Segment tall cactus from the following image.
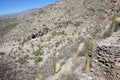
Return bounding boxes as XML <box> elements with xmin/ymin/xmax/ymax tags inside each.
<box><xmin>52</xmin><ymin>53</ymin><xmax>56</xmax><ymax>74</ymax></box>
<box><xmin>111</xmin><ymin>15</ymin><xmax>117</xmax><ymax>35</ymax></box>
<box><xmin>85</xmin><ymin>35</ymin><xmax>94</xmax><ymax>71</ymax></box>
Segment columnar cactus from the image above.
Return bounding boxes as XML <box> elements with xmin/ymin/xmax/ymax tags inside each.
<box><xmin>52</xmin><ymin>53</ymin><xmax>56</xmax><ymax>74</ymax></box>
<box><xmin>111</xmin><ymin>15</ymin><xmax>117</xmax><ymax>35</ymax></box>
<box><xmin>85</xmin><ymin>35</ymin><xmax>94</xmax><ymax>71</ymax></box>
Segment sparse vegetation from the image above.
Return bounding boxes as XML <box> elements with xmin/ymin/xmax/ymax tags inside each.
<box><xmin>26</xmin><ymin>49</ymin><xmax>30</xmax><ymax>53</ymax></box>
<box><xmin>54</xmin><ymin>20</ymin><xmax>72</xmax><ymax>29</ymax></box>
<box><xmin>0</xmin><ymin>18</ymin><xmax>18</xmax><ymax>39</ymax></box>
<box><xmin>74</xmin><ymin>21</ymin><xmax>81</xmax><ymax>27</ymax></box>
<box><xmin>67</xmin><ymin>38</ymin><xmax>73</xmax><ymax>44</ymax></box>
<box><xmin>17</xmin><ymin>54</ymin><xmax>29</xmax><ymax>64</ymax></box>
<box><xmin>0</xmin><ymin>52</ymin><xmax>6</xmax><ymax>56</ymax></box>
<box><xmin>33</xmin><ymin>46</ymin><xmax>43</xmax><ymax>64</ymax></box>
<box><xmin>57</xmin><ymin>25</ymin><xmax>63</xmax><ymax>28</ymax></box>
<box><xmin>33</xmin><ymin>46</ymin><xmax>43</xmax><ymax>56</ymax></box>
<box><xmin>24</xmin><ymin>54</ymin><xmax>29</xmax><ymax>60</ymax></box>
<box><xmin>52</xmin><ymin>31</ymin><xmax>58</xmax><ymax>36</ymax></box>
<box><xmin>56</xmin><ymin>72</ymin><xmax>79</xmax><ymax>80</ymax></box>
<box><xmin>17</xmin><ymin>57</ymin><xmax>28</xmax><ymax>64</ymax></box>
<box><xmin>17</xmin><ymin>37</ymin><xmax>22</xmax><ymax>42</ymax></box>
<box><xmin>52</xmin><ymin>30</ymin><xmax>66</xmax><ymax>37</ymax></box>
<box><xmin>55</xmin><ymin>41</ymin><xmax>62</xmax><ymax>47</ymax></box>
<box><xmin>33</xmin><ymin>49</ymin><xmax>43</xmax><ymax>56</ymax></box>
<box><xmin>89</xmin><ymin>7</ymin><xmax>96</xmax><ymax>12</ymax></box>
<box><xmin>0</xmin><ymin>0</ymin><xmax>120</xmax><ymax>79</ymax></box>
<box><xmin>18</xmin><ymin>46</ymin><xmax>22</xmax><ymax>51</ymax></box>
<box><xmin>35</xmin><ymin>57</ymin><xmax>43</xmax><ymax>64</ymax></box>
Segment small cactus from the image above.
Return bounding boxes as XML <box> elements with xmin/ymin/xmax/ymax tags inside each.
<box><xmin>85</xmin><ymin>35</ymin><xmax>94</xmax><ymax>71</ymax></box>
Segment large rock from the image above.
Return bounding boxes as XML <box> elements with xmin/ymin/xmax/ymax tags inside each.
<box><xmin>92</xmin><ymin>31</ymin><xmax>120</xmax><ymax>80</ymax></box>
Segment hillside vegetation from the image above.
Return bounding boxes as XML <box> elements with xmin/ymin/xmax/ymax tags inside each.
<box><xmin>0</xmin><ymin>0</ymin><xmax>120</xmax><ymax>80</ymax></box>
<box><xmin>0</xmin><ymin>18</ymin><xmax>18</xmax><ymax>44</ymax></box>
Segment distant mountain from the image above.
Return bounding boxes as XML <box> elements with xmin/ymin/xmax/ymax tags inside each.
<box><xmin>0</xmin><ymin>13</ymin><xmax>18</xmax><ymax>19</ymax></box>
<box><xmin>0</xmin><ymin>8</ymin><xmax>39</xmax><ymax>19</ymax></box>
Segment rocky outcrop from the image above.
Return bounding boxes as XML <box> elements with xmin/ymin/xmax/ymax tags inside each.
<box><xmin>92</xmin><ymin>31</ymin><xmax>120</xmax><ymax>80</ymax></box>
<box><xmin>24</xmin><ymin>27</ymin><xmax>50</xmax><ymax>40</ymax></box>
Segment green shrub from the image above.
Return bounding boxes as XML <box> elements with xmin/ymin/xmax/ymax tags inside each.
<box><xmin>35</xmin><ymin>57</ymin><xmax>43</xmax><ymax>63</ymax></box>
<box><xmin>52</xmin><ymin>31</ymin><xmax>58</xmax><ymax>36</ymax></box>
<box><xmin>24</xmin><ymin>54</ymin><xmax>29</xmax><ymax>60</ymax></box>
<box><xmin>33</xmin><ymin>47</ymin><xmax>43</xmax><ymax>56</ymax></box>
<box><xmin>0</xmin><ymin>52</ymin><xmax>6</xmax><ymax>56</ymax></box>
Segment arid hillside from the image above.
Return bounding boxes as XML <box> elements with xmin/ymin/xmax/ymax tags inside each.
<box><xmin>0</xmin><ymin>0</ymin><xmax>120</xmax><ymax>80</ymax></box>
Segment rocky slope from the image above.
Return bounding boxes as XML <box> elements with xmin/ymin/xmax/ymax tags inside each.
<box><xmin>92</xmin><ymin>31</ymin><xmax>120</xmax><ymax>80</ymax></box>
<box><xmin>0</xmin><ymin>0</ymin><xmax>120</xmax><ymax>80</ymax></box>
